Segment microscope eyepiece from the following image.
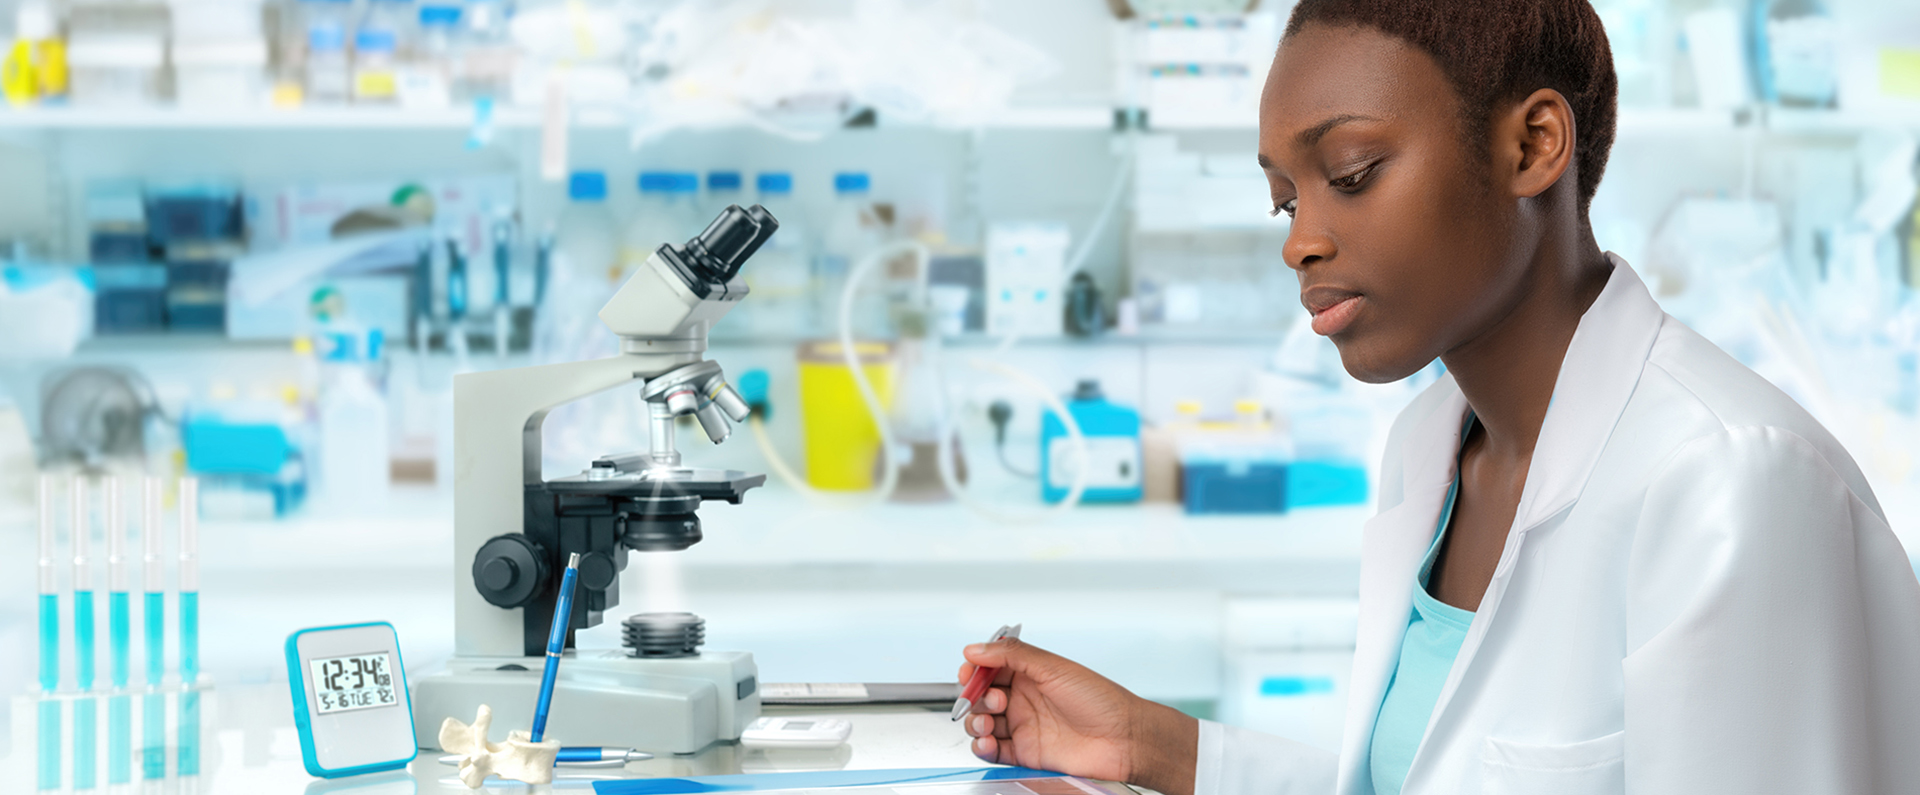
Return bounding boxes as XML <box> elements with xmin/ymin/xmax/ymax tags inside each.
<box><xmin>670</xmin><ymin>204</ymin><xmax>779</xmax><ymax>287</ymax></box>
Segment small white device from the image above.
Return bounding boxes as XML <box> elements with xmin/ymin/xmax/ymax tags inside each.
<box><xmin>740</xmin><ymin>716</ymin><xmax>852</xmax><ymax>749</ymax></box>
<box><xmin>286</xmin><ymin>622</ymin><xmax>418</xmax><ymax>778</ymax></box>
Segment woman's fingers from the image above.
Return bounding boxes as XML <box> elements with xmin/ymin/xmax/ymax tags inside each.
<box><xmin>983</xmin><ymin>687</ymin><xmax>1006</xmax><ymax>713</ymax></box>
<box><xmin>971</xmin><ymin>734</ymin><xmax>1002</xmax><ymax>764</ymax></box>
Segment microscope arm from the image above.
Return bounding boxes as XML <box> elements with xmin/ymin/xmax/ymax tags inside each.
<box><xmin>452</xmin><ymin>351</ymin><xmax>697</xmax><ymax>657</ymax></box>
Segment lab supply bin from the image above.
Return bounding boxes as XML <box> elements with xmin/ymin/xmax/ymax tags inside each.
<box><xmin>93</xmin><ymin>264</ymin><xmax>168</xmax><ymax>333</ymax></box>
<box><xmin>165</xmin><ymin>246</ymin><xmax>237</xmax><ymax>332</ymax></box>
<box><xmin>65</xmin><ymin>36</ymin><xmax>165</xmax><ymax>106</ymax></box>
<box><xmin>1181</xmin><ymin>430</ymin><xmax>1291</xmax><ymax>514</ymax></box>
<box><xmin>1040</xmin><ymin>379</ymin><xmax>1143</xmax><ymax>504</ymax></box>
<box><xmin>797</xmin><ymin>341</ymin><xmax>895</xmax><ymax>491</ymax></box>
<box><xmin>174</xmin><ymin>41</ymin><xmax>268</xmax><ymax>108</ymax></box>
<box><xmin>146</xmin><ymin>185</ymin><xmax>244</xmax><ymax>245</ymax></box>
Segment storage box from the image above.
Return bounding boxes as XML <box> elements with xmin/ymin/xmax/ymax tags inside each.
<box><xmin>66</xmin><ymin>36</ymin><xmax>166</xmax><ymax>106</ymax></box>
<box><xmin>93</xmin><ymin>264</ymin><xmax>168</xmax><ymax>333</ymax></box>
<box><xmin>174</xmin><ymin>41</ymin><xmax>268</xmax><ymax>108</ymax></box>
<box><xmin>146</xmin><ymin>184</ymin><xmax>244</xmax><ymax>244</ymax></box>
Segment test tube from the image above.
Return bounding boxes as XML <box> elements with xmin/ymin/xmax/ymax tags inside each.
<box><xmin>106</xmin><ymin>476</ymin><xmax>131</xmax><ymax>785</ymax></box>
<box><xmin>73</xmin><ymin>475</ymin><xmax>96</xmax><ymax>692</ymax></box>
<box><xmin>179</xmin><ymin>477</ymin><xmax>200</xmax><ymax>684</ymax></box>
<box><xmin>37</xmin><ymin>474</ymin><xmax>58</xmax><ymax>693</ymax></box>
<box><xmin>37</xmin><ymin>474</ymin><xmax>60</xmax><ymax>791</ymax></box>
<box><xmin>142</xmin><ymin>476</ymin><xmax>165</xmax><ymax>687</ymax></box>
<box><xmin>106</xmin><ymin>475</ymin><xmax>130</xmax><ymax>690</ymax></box>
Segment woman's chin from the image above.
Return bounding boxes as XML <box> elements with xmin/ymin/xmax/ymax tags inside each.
<box><xmin>1335</xmin><ymin>342</ymin><xmax>1433</xmax><ymax>385</ymax></box>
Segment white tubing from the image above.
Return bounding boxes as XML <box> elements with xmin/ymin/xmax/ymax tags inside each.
<box><xmin>933</xmin><ymin>351</ymin><xmax>1089</xmax><ymax>524</ymax></box>
<box><xmin>748</xmin><ymin>236</ymin><xmax>1093</xmax><ymax>522</ymax></box>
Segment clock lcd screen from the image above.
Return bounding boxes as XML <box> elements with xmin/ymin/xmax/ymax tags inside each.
<box><xmin>309</xmin><ymin>652</ymin><xmax>399</xmax><ymax>715</ymax></box>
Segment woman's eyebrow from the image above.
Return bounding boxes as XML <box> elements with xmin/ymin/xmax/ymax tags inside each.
<box><xmin>1295</xmin><ymin>114</ymin><xmax>1382</xmax><ymax>147</ymax></box>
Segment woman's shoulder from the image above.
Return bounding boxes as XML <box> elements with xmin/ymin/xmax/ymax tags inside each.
<box><xmin>1626</xmin><ymin>316</ymin><xmax>1877</xmax><ymax>514</ymax></box>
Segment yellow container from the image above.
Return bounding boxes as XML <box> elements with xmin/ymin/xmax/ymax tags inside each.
<box><xmin>797</xmin><ymin>341</ymin><xmax>896</xmax><ymax>491</ymax></box>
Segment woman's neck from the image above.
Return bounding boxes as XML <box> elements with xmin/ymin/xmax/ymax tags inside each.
<box><xmin>1440</xmin><ymin>228</ymin><xmax>1612</xmax><ymax>465</ymax></box>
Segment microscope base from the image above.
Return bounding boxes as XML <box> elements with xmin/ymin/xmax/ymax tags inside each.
<box><xmin>413</xmin><ymin>650</ymin><xmax>759</xmax><ymax>754</ymax></box>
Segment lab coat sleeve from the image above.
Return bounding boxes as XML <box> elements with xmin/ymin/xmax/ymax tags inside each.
<box><xmin>1622</xmin><ymin>425</ymin><xmax>1920</xmax><ymax>794</ymax></box>
<box><xmin>1193</xmin><ymin>720</ymin><xmax>1337</xmax><ymax>795</ymax></box>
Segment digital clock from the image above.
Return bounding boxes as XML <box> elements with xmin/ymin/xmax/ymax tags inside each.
<box><xmin>310</xmin><ymin>653</ymin><xmax>398</xmax><ymax>714</ymax></box>
<box><xmin>286</xmin><ymin>622</ymin><xmax>418</xmax><ymax>778</ymax></box>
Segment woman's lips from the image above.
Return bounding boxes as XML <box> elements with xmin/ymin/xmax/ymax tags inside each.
<box><xmin>1309</xmin><ymin>294</ymin><xmax>1363</xmax><ymax>336</ymax></box>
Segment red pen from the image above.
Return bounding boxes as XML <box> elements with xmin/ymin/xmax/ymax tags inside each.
<box><xmin>953</xmin><ymin>624</ymin><xmax>1022</xmax><ymax>721</ymax></box>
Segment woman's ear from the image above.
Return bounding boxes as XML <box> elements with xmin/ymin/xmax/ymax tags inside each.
<box><xmin>1499</xmin><ymin>88</ymin><xmax>1577</xmax><ymax>201</ymax></box>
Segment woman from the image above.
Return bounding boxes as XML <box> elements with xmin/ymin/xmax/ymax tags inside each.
<box><xmin>955</xmin><ymin>2</ymin><xmax>1920</xmax><ymax>793</ymax></box>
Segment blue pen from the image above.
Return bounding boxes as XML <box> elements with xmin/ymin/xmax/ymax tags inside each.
<box><xmin>531</xmin><ymin>553</ymin><xmax>580</xmax><ymax>743</ymax></box>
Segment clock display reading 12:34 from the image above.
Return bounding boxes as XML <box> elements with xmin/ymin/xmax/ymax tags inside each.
<box><xmin>309</xmin><ymin>653</ymin><xmax>397</xmax><ymax>715</ymax></box>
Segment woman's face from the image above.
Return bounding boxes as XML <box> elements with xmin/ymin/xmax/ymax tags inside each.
<box><xmin>1259</xmin><ymin>23</ymin><xmax>1534</xmax><ymax>383</ymax></box>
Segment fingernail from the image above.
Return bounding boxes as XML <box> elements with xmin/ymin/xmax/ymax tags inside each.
<box><xmin>965</xmin><ymin>644</ymin><xmax>984</xmax><ymax>655</ymax></box>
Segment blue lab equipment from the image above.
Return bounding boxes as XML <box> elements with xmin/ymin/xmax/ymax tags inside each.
<box><xmin>531</xmin><ymin>553</ymin><xmax>582</xmax><ymax>743</ymax></box>
<box><xmin>1039</xmin><ymin>380</ymin><xmax>1144</xmax><ymax>504</ymax></box>
<box><xmin>1285</xmin><ymin>460</ymin><xmax>1370</xmax><ymax>509</ymax></box>
<box><xmin>182</xmin><ymin>415</ymin><xmax>307</xmax><ymax>517</ymax></box>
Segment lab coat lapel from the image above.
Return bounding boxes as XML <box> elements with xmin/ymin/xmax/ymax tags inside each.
<box><xmin>1501</xmin><ymin>254</ymin><xmax>1665</xmax><ymax>539</ymax></box>
<box><xmin>1409</xmin><ymin>256</ymin><xmax>1666</xmax><ymax>778</ymax></box>
<box><xmin>1334</xmin><ymin>385</ymin><xmax>1471</xmax><ymax>794</ymax></box>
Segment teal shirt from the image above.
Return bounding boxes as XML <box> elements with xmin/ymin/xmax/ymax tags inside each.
<box><xmin>1368</xmin><ymin>448</ymin><xmax>1476</xmax><ymax>794</ymax></box>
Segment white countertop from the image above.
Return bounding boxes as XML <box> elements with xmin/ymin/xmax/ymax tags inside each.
<box><xmin>10</xmin><ymin>684</ymin><xmax>1003</xmax><ymax>795</ymax></box>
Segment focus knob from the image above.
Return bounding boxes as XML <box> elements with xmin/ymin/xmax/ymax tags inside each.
<box><xmin>473</xmin><ymin>534</ymin><xmax>548</xmax><ymax>608</ymax></box>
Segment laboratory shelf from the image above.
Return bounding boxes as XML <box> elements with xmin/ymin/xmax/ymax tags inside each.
<box><xmin>0</xmin><ymin>104</ymin><xmax>1119</xmax><ymax>132</ymax></box>
<box><xmin>188</xmin><ymin>485</ymin><xmax>1366</xmax><ymax>595</ymax></box>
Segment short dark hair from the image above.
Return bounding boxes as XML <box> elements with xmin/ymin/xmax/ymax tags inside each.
<box><xmin>1283</xmin><ymin>0</ymin><xmax>1618</xmax><ymax>216</ymax></box>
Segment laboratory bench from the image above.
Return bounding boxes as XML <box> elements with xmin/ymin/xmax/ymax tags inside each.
<box><xmin>8</xmin><ymin>683</ymin><xmax>1061</xmax><ymax>795</ymax></box>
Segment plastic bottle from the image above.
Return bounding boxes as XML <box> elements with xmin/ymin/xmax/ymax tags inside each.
<box><xmin>353</xmin><ymin>0</ymin><xmax>414</xmax><ymax>104</ymax></box>
<box><xmin>301</xmin><ymin>0</ymin><xmax>354</xmax><ymax>104</ymax></box>
<box><xmin>3</xmin><ymin>2</ymin><xmax>65</xmax><ymax>106</ymax></box>
<box><xmin>554</xmin><ymin>171</ymin><xmax>620</xmax><ymax>287</ymax></box>
<box><xmin>622</xmin><ymin>172</ymin><xmax>703</xmax><ymax>277</ymax></box>
<box><xmin>456</xmin><ymin>0</ymin><xmax>514</xmax><ymax>101</ymax></box>
<box><xmin>736</xmin><ymin>172</ymin><xmax>814</xmax><ymax>336</ymax></box>
<box><xmin>818</xmin><ymin>172</ymin><xmax>889</xmax><ymax>337</ymax></box>
<box><xmin>316</xmin><ymin>331</ymin><xmax>391</xmax><ymax>514</ymax></box>
<box><xmin>398</xmin><ymin>1</ymin><xmax>460</xmax><ymax>108</ymax></box>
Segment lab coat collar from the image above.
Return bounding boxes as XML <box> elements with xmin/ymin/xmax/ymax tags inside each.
<box><xmin>1504</xmin><ymin>253</ymin><xmax>1663</xmax><ymax>537</ymax></box>
<box><xmin>1335</xmin><ymin>255</ymin><xmax>1663</xmax><ymax>794</ymax></box>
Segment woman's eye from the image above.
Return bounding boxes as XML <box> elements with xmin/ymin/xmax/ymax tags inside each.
<box><xmin>1330</xmin><ymin>163</ymin><xmax>1377</xmax><ymax>191</ymax></box>
<box><xmin>1270</xmin><ymin>198</ymin><xmax>1297</xmax><ymax>219</ymax></box>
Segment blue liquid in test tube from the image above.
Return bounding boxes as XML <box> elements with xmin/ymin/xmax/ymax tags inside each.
<box><xmin>143</xmin><ymin>477</ymin><xmax>165</xmax><ymax>687</ymax></box>
<box><xmin>73</xmin><ymin>476</ymin><xmax>96</xmax><ymax>692</ymax></box>
<box><xmin>107</xmin><ymin>475</ymin><xmax>131</xmax><ymax>691</ymax></box>
<box><xmin>179</xmin><ymin>477</ymin><xmax>199</xmax><ymax>683</ymax></box>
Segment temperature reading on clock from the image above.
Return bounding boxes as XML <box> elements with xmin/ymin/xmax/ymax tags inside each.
<box><xmin>309</xmin><ymin>652</ymin><xmax>398</xmax><ymax>715</ymax></box>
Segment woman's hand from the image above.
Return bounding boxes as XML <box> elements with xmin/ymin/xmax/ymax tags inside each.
<box><xmin>958</xmin><ymin>639</ymin><xmax>1198</xmax><ymax>795</ymax></box>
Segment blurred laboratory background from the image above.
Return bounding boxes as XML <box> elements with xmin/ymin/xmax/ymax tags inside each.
<box><xmin>1</xmin><ymin>0</ymin><xmax>1919</xmax><ymax>775</ymax></box>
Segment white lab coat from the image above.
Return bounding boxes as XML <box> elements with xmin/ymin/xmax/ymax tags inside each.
<box><xmin>1195</xmin><ymin>256</ymin><xmax>1920</xmax><ymax>795</ymax></box>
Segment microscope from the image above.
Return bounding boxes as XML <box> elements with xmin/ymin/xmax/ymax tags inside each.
<box><xmin>414</xmin><ymin>205</ymin><xmax>776</xmax><ymax>754</ymax></box>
